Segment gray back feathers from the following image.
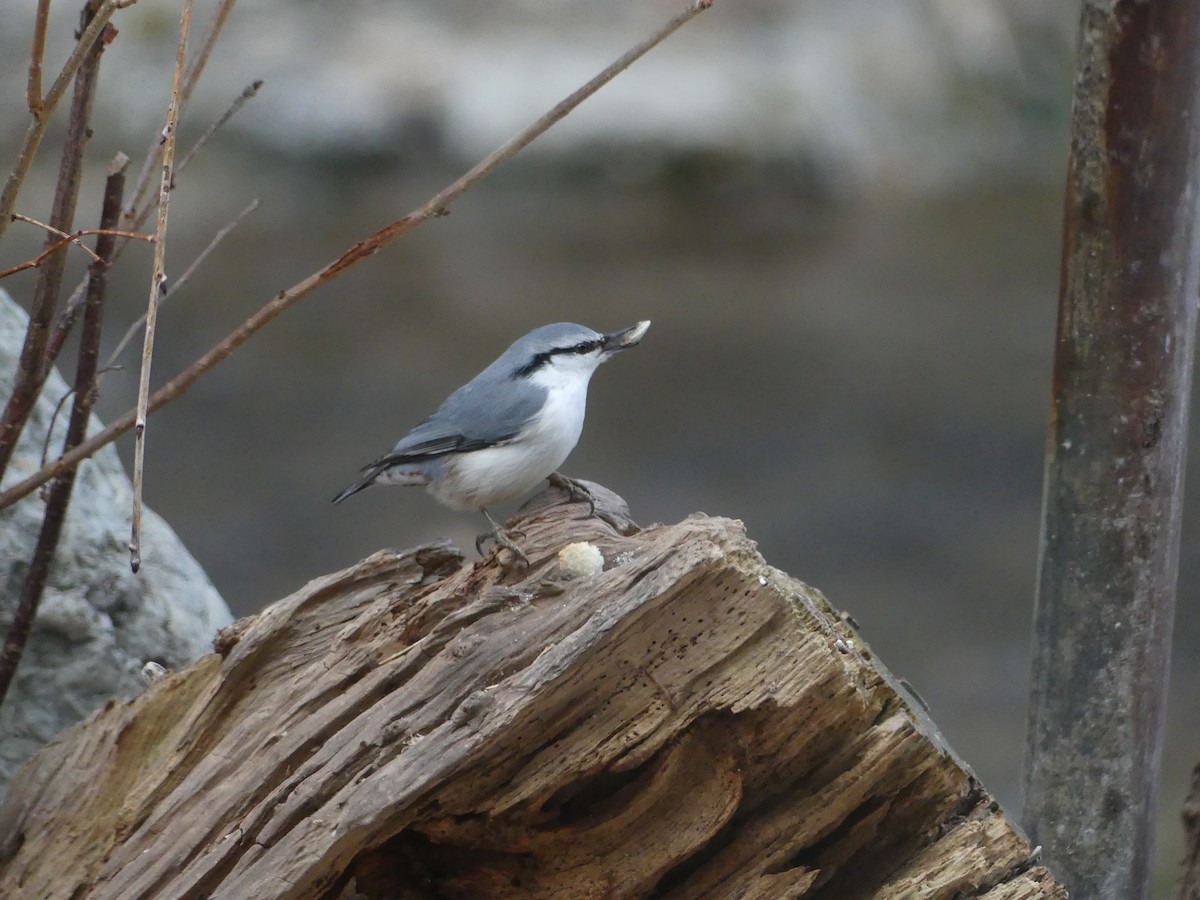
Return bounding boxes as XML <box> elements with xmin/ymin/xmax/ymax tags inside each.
<box><xmin>390</xmin><ymin>323</ymin><xmax>601</xmax><ymax>459</ymax></box>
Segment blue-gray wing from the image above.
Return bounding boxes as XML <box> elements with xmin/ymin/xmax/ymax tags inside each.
<box><xmin>382</xmin><ymin>372</ymin><xmax>546</xmax><ymax>464</ymax></box>
<box><xmin>333</xmin><ymin>357</ymin><xmax>546</xmax><ymax>504</ymax></box>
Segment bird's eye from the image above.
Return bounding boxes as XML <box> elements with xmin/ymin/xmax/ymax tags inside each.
<box><xmin>573</xmin><ymin>341</ymin><xmax>593</xmax><ymax>353</ymax></box>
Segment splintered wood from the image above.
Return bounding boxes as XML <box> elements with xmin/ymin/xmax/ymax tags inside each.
<box><xmin>0</xmin><ymin>484</ymin><xmax>1064</xmax><ymax>899</ymax></box>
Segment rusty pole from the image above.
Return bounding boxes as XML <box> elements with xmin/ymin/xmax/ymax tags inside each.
<box><xmin>1023</xmin><ymin>3</ymin><xmax>1200</xmax><ymax>898</ymax></box>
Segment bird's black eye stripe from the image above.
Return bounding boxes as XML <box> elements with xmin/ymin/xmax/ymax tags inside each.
<box><xmin>561</xmin><ymin>340</ymin><xmax>599</xmax><ymax>355</ymax></box>
<box><xmin>513</xmin><ymin>340</ymin><xmax>599</xmax><ymax>378</ymax></box>
<box><xmin>514</xmin><ymin>351</ymin><xmax>550</xmax><ymax>378</ymax></box>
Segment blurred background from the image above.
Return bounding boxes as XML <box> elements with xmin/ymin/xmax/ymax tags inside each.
<box><xmin>1</xmin><ymin>0</ymin><xmax>1196</xmax><ymax>894</ymax></box>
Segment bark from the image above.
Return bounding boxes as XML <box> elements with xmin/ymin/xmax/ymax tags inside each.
<box><xmin>0</xmin><ymin>484</ymin><xmax>1063</xmax><ymax>899</ymax></box>
<box><xmin>1024</xmin><ymin>3</ymin><xmax>1200</xmax><ymax>896</ymax></box>
<box><xmin>1177</xmin><ymin>762</ymin><xmax>1200</xmax><ymax>900</ymax></box>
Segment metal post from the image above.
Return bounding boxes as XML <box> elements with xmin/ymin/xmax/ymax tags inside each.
<box><xmin>1023</xmin><ymin>3</ymin><xmax>1200</xmax><ymax>898</ymax></box>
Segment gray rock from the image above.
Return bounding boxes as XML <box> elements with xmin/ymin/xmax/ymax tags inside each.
<box><xmin>0</xmin><ymin>288</ymin><xmax>231</xmax><ymax>799</ymax></box>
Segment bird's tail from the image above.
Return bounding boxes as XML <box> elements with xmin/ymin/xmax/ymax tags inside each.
<box><xmin>333</xmin><ymin>455</ymin><xmax>429</xmax><ymax>503</ymax></box>
<box><xmin>332</xmin><ymin>475</ymin><xmax>375</xmax><ymax>504</ymax></box>
<box><xmin>332</xmin><ymin>457</ymin><xmax>391</xmax><ymax>504</ymax></box>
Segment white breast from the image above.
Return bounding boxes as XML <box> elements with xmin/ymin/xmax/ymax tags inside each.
<box><xmin>432</xmin><ymin>365</ymin><xmax>592</xmax><ymax>511</ymax></box>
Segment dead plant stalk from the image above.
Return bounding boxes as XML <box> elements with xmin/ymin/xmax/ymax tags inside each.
<box><xmin>0</xmin><ymin>0</ymin><xmax>125</xmax><ymax>243</ymax></box>
<box><xmin>130</xmin><ymin>0</ymin><xmax>192</xmax><ymax>573</ymax></box>
<box><xmin>0</xmin><ymin>4</ymin><xmax>112</xmax><ymax>486</ymax></box>
<box><xmin>0</xmin><ymin>158</ymin><xmax>129</xmax><ymax>708</ymax></box>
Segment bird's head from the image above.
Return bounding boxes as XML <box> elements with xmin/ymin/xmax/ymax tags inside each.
<box><xmin>509</xmin><ymin>321</ymin><xmax>650</xmax><ymax>382</ymax></box>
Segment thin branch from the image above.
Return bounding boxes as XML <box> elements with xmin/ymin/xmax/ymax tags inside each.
<box><xmin>5</xmin><ymin>214</ymin><xmax>106</xmax><ymax>265</ymax></box>
<box><xmin>175</xmin><ymin>80</ymin><xmax>262</xmax><ymax>177</ymax></box>
<box><xmin>40</xmin><ymin>181</ymin><xmax>151</xmax><ymax>366</ymax></box>
<box><xmin>0</xmin><ymin>0</ymin><xmax>719</xmax><ymax>513</ymax></box>
<box><xmin>28</xmin><ymin>0</ymin><xmax>51</xmax><ymax>115</ymax></box>
<box><xmin>2</xmin><ymin>214</ymin><xmax>153</xmax><ymax>280</ymax></box>
<box><xmin>0</xmin><ymin>3</ymin><xmax>110</xmax><ymax>486</ymax></box>
<box><xmin>0</xmin><ymin>228</ymin><xmax>150</xmax><ymax>280</ymax></box>
<box><xmin>125</xmin><ymin>0</ymin><xmax>240</xmax><ymax>226</ymax></box>
<box><xmin>180</xmin><ymin>0</ymin><xmax>238</xmax><ymax>110</ymax></box>
<box><xmin>0</xmin><ymin>157</ymin><xmax>127</xmax><ymax>710</ymax></box>
<box><xmin>0</xmin><ymin>0</ymin><xmax>125</xmax><ymax>243</ymax></box>
<box><xmin>131</xmin><ymin>0</ymin><xmax>191</xmax><ymax>573</ymax></box>
<box><xmin>43</xmin><ymin>197</ymin><xmax>258</xmax><ymax>461</ymax></box>
<box><xmin>11</xmin><ymin>212</ymin><xmax>149</xmax><ymax>250</ymax></box>
<box><xmin>323</xmin><ymin>0</ymin><xmax>716</xmax><ymax>278</ymax></box>
<box><xmin>106</xmin><ymin>198</ymin><xmax>258</xmax><ymax>369</ymax></box>
<box><xmin>53</xmin><ymin>80</ymin><xmax>262</xmax><ymax>354</ymax></box>
<box><xmin>161</xmin><ymin>198</ymin><xmax>256</xmax><ymax>300</ymax></box>
<box><xmin>38</xmin><ymin>387</ymin><xmax>76</xmax><ymax>474</ymax></box>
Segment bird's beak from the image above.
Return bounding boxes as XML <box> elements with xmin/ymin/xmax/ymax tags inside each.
<box><xmin>601</xmin><ymin>320</ymin><xmax>651</xmax><ymax>354</ymax></box>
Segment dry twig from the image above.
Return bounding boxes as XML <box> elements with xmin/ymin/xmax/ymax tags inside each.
<box><xmin>40</xmin><ymin>196</ymin><xmax>259</xmax><ymax>468</ymax></box>
<box><xmin>106</xmin><ymin>198</ymin><xmax>259</xmax><ymax>369</ymax></box>
<box><xmin>130</xmin><ymin>0</ymin><xmax>191</xmax><ymax>573</ymax></box>
<box><xmin>0</xmin><ymin>157</ymin><xmax>128</xmax><ymax>709</ymax></box>
<box><xmin>125</xmin><ymin>0</ymin><xmax>240</xmax><ymax>225</ymax></box>
<box><xmin>53</xmin><ymin>80</ymin><xmax>263</xmax><ymax>353</ymax></box>
<box><xmin>0</xmin><ymin>0</ymin><xmax>718</xmax><ymax>513</ymax></box>
<box><xmin>175</xmin><ymin>80</ymin><xmax>262</xmax><ymax>177</ymax></box>
<box><xmin>38</xmin><ymin>388</ymin><xmax>80</xmax><ymax>475</ymax></box>
<box><xmin>0</xmin><ymin>4</ymin><xmax>112</xmax><ymax>485</ymax></box>
<box><xmin>0</xmin><ymin>0</ymin><xmax>126</xmax><ymax>242</ymax></box>
<box><xmin>27</xmin><ymin>0</ymin><xmax>51</xmax><ymax>115</ymax></box>
<box><xmin>0</xmin><ymin>217</ymin><xmax>152</xmax><ymax>280</ymax></box>
<box><xmin>180</xmin><ymin>0</ymin><xmax>239</xmax><ymax>110</ymax></box>
<box><xmin>6</xmin><ymin>213</ymin><xmax>105</xmax><ymax>264</ymax></box>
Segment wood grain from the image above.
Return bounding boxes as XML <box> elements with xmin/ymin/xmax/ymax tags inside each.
<box><xmin>0</xmin><ymin>483</ymin><xmax>1064</xmax><ymax>899</ymax></box>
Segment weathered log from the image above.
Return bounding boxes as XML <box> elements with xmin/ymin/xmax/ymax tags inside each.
<box><xmin>1176</xmin><ymin>761</ymin><xmax>1200</xmax><ymax>900</ymax></box>
<box><xmin>0</xmin><ymin>484</ymin><xmax>1063</xmax><ymax>899</ymax></box>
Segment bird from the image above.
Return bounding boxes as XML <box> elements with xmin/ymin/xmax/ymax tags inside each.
<box><xmin>333</xmin><ymin>320</ymin><xmax>650</xmax><ymax>562</ymax></box>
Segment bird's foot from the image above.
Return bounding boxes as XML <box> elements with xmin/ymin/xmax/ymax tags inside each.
<box><xmin>475</xmin><ymin>527</ymin><xmax>529</xmax><ymax>565</ymax></box>
<box><xmin>478</xmin><ymin>510</ymin><xmax>529</xmax><ymax>566</ymax></box>
<box><xmin>547</xmin><ymin>472</ymin><xmax>595</xmax><ymax>517</ymax></box>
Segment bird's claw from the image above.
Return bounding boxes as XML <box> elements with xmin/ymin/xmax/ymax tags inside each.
<box><xmin>493</xmin><ymin>528</ymin><xmax>529</xmax><ymax>566</ymax></box>
<box><xmin>548</xmin><ymin>472</ymin><xmax>596</xmax><ymax>517</ymax></box>
<box><xmin>477</xmin><ymin>512</ymin><xmax>529</xmax><ymax>566</ymax></box>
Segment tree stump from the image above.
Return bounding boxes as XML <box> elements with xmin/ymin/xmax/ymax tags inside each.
<box><xmin>0</xmin><ymin>483</ymin><xmax>1065</xmax><ymax>899</ymax></box>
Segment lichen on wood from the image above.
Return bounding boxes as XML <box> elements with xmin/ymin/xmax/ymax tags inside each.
<box><xmin>0</xmin><ymin>483</ymin><xmax>1063</xmax><ymax>899</ymax></box>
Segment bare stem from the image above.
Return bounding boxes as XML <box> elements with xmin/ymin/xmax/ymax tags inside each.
<box><xmin>0</xmin><ymin>0</ymin><xmax>718</xmax><ymax>513</ymax></box>
<box><xmin>106</xmin><ymin>198</ymin><xmax>258</xmax><ymax>369</ymax></box>
<box><xmin>0</xmin><ymin>0</ymin><xmax>124</xmax><ymax>243</ymax></box>
<box><xmin>0</xmin><ymin>157</ymin><xmax>127</xmax><ymax>710</ymax></box>
<box><xmin>45</xmin><ymin>196</ymin><xmax>258</xmax><ymax>455</ymax></box>
<box><xmin>6</xmin><ymin>213</ymin><xmax>106</xmax><ymax>263</ymax></box>
<box><xmin>28</xmin><ymin>0</ymin><xmax>51</xmax><ymax>114</ymax></box>
<box><xmin>175</xmin><ymin>80</ymin><xmax>262</xmax><ymax>177</ymax></box>
<box><xmin>0</xmin><ymin>3</ymin><xmax>111</xmax><ymax>487</ymax></box>
<box><xmin>42</xmin><ymin>179</ymin><xmax>154</xmax><ymax>367</ymax></box>
<box><xmin>131</xmin><ymin>0</ymin><xmax>191</xmax><ymax>573</ymax></box>
<box><xmin>125</xmin><ymin>0</ymin><xmax>240</xmax><ymax>225</ymax></box>
<box><xmin>0</xmin><ymin>227</ymin><xmax>151</xmax><ymax>281</ymax></box>
<box><xmin>55</xmin><ymin>80</ymin><xmax>262</xmax><ymax>346</ymax></box>
<box><xmin>180</xmin><ymin>0</ymin><xmax>239</xmax><ymax>110</ymax></box>
<box><xmin>38</xmin><ymin>387</ymin><xmax>76</xmax><ymax>472</ymax></box>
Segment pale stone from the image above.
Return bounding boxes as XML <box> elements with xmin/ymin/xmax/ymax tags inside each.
<box><xmin>0</xmin><ymin>289</ymin><xmax>231</xmax><ymax>799</ymax></box>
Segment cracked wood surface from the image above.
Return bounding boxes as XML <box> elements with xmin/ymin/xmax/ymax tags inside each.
<box><xmin>0</xmin><ymin>483</ymin><xmax>1064</xmax><ymax>899</ymax></box>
